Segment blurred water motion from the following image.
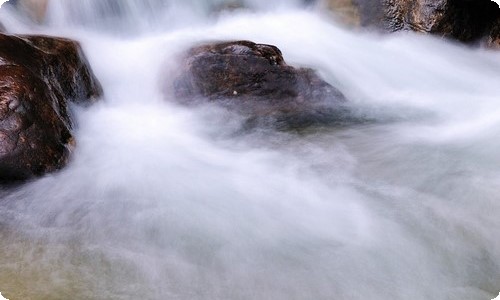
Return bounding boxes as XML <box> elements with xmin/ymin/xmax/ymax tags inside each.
<box><xmin>0</xmin><ymin>1</ymin><xmax>500</xmax><ymax>299</ymax></box>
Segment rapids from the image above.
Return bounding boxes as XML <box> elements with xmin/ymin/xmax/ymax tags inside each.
<box><xmin>0</xmin><ymin>1</ymin><xmax>500</xmax><ymax>299</ymax></box>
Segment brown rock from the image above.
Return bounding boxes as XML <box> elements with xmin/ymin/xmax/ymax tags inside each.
<box><xmin>0</xmin><ymin>65</ymin><xmax>72</xmax><ymax>180</ymax></box>
<box><xmin>488</xmin><ymin>19</ymin><xmax>500</xmax><ymax>48</ymax></box>
<box><xmin>172</xmin><ymin>41</ymin><xmax>346</xmax><ymax>128</ymax></box>
<box><xmin>0</xmin><ymin>33</ymin><xmax>102</xmax><ymax>181</ymax></box>
<box><xmin>0</xmin><ymin>34</ymin><xmax>103</xmax><ymax>105</ymax></box>
<box><xmin>321</xmin><ymin>0</ymin><xmax>500</xmax><ymax>48</ymax></box>
<box><xmin>384</xmin><ymin>0</ymin><xmax>500</xmax><ymax>43</ymax></box>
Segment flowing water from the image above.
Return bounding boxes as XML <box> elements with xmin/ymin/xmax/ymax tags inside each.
<box><xmin>1</xmin><ymin>1</ymin><xmax>500</xmax><ymax>299</ymax></box>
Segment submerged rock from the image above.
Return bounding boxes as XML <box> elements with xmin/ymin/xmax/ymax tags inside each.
<box><xmin>0</xmin><ymin>33</ymin><xmax>102</xmax><ymax>181</ymax></box>
<box><xmin>172</xmin><ymin>40</ymin><xmax>346</xmax><ymax>128</ymax></box>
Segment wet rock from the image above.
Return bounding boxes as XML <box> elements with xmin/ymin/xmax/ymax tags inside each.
<box><xmin>0</xmin><ymin>34</ymin><xmax>103</xmax><ymax>105</ymax></box>
<box><xmin>172</xmin><ymin>40</ymin><xmax>346</xmax><ymax>128</ymax></box>
<box><xmin>319</xmin><ymin>0</ymin><xmax>384</xmax><ymax>27</ymax></box>
<box><xmin>320</xmin><ymin>0</ymin><xmax>500</xmax><ymax>48</ymax></box>
<box><xmin>385</xmin><ymin>0</ymin><xmax>500</xmax><ymax>43</ymax></box>
<box><xmin>488</xmin><ymin>19</ymin><xmax>500</xmax><ymax>48</ymax></box>
<box><xmin>0</xmin><ymin>33</ymin><xmax>102</xmax><ymax>181</ymax></box>
<box><xmin>0</xmin><ymin>65</ymin><xmax>72</xmax><ymax>180</ymax></box>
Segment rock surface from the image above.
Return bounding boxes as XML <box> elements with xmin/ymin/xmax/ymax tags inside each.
<box><xmin>172</xmin><ymin>40</ymin><xmax>346</xmax><ymax>128</ymax></box>
<box><xmin>321</xmin><ymin>0</ymin><xmax>500</xmax><ymax>47</ymax></box>
<box><xmin>384</xmin><ymin>0</ymin><xmax>500</xmax><ymax>43</ymax></box>
<box><xmin>0</xmin><ymin>65</ymin><xmax>71</xmax><ymax>180</ymax></box>
<box><xmin>488</xmin><ymin>18</ymin><xmax>500</xmax><ymax>48</ymax></box>
<box><xmin>0</xmin><ymin>34</ymin><xmax>102</xmax><ymax>181</ymax></box>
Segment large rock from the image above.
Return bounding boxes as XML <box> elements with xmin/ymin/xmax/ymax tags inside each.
<box><xmin>320</xmin><ymin>0</ymin><xmax>500</xmax><ymax>47</ymax></box>
<box><xmin>384</xmin><ymin>0</ymin><xmax>500</xmax><ymax>43</ymax></box>
<box><xmin>0</xmin><ymin>65</ymin><xmax>71</xmax><ymax>180</ymax></box>
<box><xmin>0</xmin><ymin>34</ymin><xmax>102</xmax><ymax>181</ymax></box>
<box><xmin>172</xmin><ymin>40</ymin><xmax>346</xmax><ymax>128</ymax></box>
<box><xmin>0</xmin><ymin>34</ymin><xmax>103</xmax><ymax>105</ymax></box>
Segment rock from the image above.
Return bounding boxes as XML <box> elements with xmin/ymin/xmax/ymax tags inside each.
<box><xmin>488</xmin><ymin>19</ymin><xmax>500</xmax><ymax>48</ymax></box>
<box><xmin>320</xmin><ymin>0</ymin><xmax>500</xmax><ymax>48</ymax></box>
<box><xmin>0</xmin><ymin>33</ymin><xmax>102</xmax><ymax>181</ymax></box>
<box><xmin>19</xmin><ymin>35</ymin><xmax>103</xmax><ymax>104</ymax></box>
<box><xmin>384</xmin><ymin>0</ymin><xmax>500</xmax><ymax>43</ymax></box>
<box><xmin>172</xmin><ymin>40</ymin><xmax>346</xmax><ymax>128</ymax></box>
<box><xmin>0</xmin><ymin>65</ymin><xmax>72</xmax><ymax>180</ymax></box>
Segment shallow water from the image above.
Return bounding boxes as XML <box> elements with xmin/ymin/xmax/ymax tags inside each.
<box><xmin>1</xmin><ymin>1</ymin><xmax>500</xmax><ymax>299</ymax></box>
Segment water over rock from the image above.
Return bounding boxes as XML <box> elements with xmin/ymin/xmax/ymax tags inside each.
<box><xmin>0</xmin><ymin>34</ymin><xmax>102</xmax><ymax>181</ymax></box>
<box><xmin>171</xmin><ymin>40</ymin><xmax>346</xmax><ymax>128</ymax></box>
<box><xmin>319</xmin><ymin>0</ymin><xmax>384</xmax><ymax>27</ymax></box>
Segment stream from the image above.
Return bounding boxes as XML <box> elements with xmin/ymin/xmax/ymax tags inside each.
<box><xmin>0</xmin><ymin>1</ymin><xmax>500</xmax><ymax>299</ymax></box>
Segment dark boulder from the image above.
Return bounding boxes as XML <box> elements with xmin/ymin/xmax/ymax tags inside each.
<box><xmin>320</xmin><ymin>0</ymin><xmax>500</xmax><ymax>48</ymax></box>
<box><xmin>172</xmin><ymin>40</ymin><xmax>346</xmax><ymax>128</ymax></box>
<box><xmin>385</xmin><ymin>0</ymin><xmax>500</xmax><ymax>43</ymax></box>
<box><xmin>0</xmin><ymin>34</ymin><xmax>103</xmax><ymax>105</ymax></box>
<box><xmin>0</xmin><ymin>65</ymin><xmax>72</xmax><ymax>180</ymax></box>
<box><xmin>0</xmin><ymin>33</ymin><xmax>102</xmax><ymax>181</ymax></box>
<box><xmin>488</xmin><ymin>19</ymin><xmax>500</xmax><ymax>48</ymax></box>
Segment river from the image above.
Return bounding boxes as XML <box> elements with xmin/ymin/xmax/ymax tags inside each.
<box><xmin>0</xmin><ymin>1</ymin><xmax>499</xmax><ymax>299</ymax></box>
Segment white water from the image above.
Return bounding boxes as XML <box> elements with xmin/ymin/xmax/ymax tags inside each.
<box><xmin>1</xmin><ymin>1</ymin><xmax>500</xmax><ymax>299</ymax></box>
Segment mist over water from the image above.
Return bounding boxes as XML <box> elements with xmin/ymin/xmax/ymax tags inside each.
<box><xmin>1</xmin><ymin>1</ymin><xmax>500</xmax><ymax>299</ymax></box>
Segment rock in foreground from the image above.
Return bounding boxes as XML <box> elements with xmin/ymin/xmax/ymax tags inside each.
<box><xmin>172</xmin><ymin>40</ymin><xmax>346</xmax><ymax>128</ymax></box>
<box><xmin>0</xmin><ymin>33</ymin><xmax>102</xmax><ymax>181</ymax></box>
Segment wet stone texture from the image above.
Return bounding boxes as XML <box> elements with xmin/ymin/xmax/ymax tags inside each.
<box><xmin>172</xmin><ymin>40</ymin><xmax>347</xmax><ymax>128</ymax></box>
<box><xmin>0</xmin><ymin>33</ymin><xmax>102</xmax><ymax>181</ymax></box>
<box><xmin>384</xmin><ymin>0</ymin><xmax>500</xmax><ymax>44</ymax></box>
<box><xmin>321</xmin><ymin>0</ymin><xmax>500</xmax><ymax>48</ymax></box>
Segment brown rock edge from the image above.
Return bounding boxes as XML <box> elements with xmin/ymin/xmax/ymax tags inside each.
<box><xmin>0</xmin><ymin>33</ymin><xmax>102</xmax><ymax>181</ymax></box>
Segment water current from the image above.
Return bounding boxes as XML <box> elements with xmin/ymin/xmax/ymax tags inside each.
<box><xmin>0</xmin><ymin>1</ymin><xmax>499</xmax><ymax>299</ymax></box>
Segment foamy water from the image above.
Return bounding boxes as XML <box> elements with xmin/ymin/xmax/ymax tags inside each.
<box><xmin>0</xmin><ymin>1</ymin><xmax>499</xmax><ymax>299</ymax></box>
